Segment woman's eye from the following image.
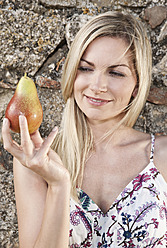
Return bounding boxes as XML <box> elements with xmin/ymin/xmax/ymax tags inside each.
<box><xmin>109</xmin><ymin>71</ymin><xmax>125</xmax><ymax>77</ymax></box>
<box><xmin>78</xmin><ymin>66</ymin><xmax>92</xmax><ymax>72</ymax></box>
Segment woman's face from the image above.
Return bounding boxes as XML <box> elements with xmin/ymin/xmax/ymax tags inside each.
<box><xmin>74</xmin><ymin>36</ymin><xmax>137</xmax><ymax>125</ymax></box>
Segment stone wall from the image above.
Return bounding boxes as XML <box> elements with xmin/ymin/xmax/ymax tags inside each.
<box><xmin>0</xmin><ymin>0</ymin><xmax>166</xmax><ymax>247</ymax></box>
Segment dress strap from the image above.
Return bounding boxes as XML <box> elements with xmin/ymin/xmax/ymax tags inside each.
<box><xmin>150</xmin><ymin>134</ymin><xmax>155</xmax><ymax>162</ymax></box>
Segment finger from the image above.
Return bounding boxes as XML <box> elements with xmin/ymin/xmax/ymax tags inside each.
<box><xmin>39</xmin><ymin>127</ymin><xmax>58</xmax><ymax>156</ymax></box>
<box><xmin>19</xmin><ymin>115</ymin><xmax>33</xmax><ymax>156</ymax></box>
<box><xmin>31</xmin><ymin>130</ymin><xmax>43</xmax><ymax>149</ymax></box>
<box><xmin>2</xmin><ymin>118</ymin><xmax>22</xmax><ymax>155</ymax></box>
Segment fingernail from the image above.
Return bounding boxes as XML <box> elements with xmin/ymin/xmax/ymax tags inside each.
<box><xmin>19</xmin><ymin>115</ymin><xmax>24</xmax><ymax>123</ymax></box>
<box><xmin>3</xmin><ymin>118</ymin><xmax>8</xmax><ymax>125</ymax></box>
<box><xmin>52</xmin><ymin>126</ymin><xmax>58</xmax><ymax>132</ymax></box>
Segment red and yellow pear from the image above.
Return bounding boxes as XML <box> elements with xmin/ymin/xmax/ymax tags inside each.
<box><xmin>5</xmin><ymin>73</ymin><xmax>43</xmax><ymax>134</ymax></box>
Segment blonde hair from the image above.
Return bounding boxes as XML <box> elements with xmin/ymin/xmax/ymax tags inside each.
<box><xmin>52</xmin><ymin>11</ymin><xmax>152</xmax><ymax>199</ymax></box>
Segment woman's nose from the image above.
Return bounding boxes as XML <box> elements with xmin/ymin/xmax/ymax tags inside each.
<box><xmin>89</xmin><ymin>72</ymin><xmax>108</xmax><ymax>94</ymax></box>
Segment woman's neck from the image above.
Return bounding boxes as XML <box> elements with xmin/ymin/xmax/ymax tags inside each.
<box><xmin>88</xmin><ymin>119</ymin><xmax>126</xmax><ymax>146</ymax></box>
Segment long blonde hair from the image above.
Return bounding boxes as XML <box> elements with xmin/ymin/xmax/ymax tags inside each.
<box><xmin>52</xmin><ymin>11</ymin><xmax>152</xmax><ymax>199</ymax></box>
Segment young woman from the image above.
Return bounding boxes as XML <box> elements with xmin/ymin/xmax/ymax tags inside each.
<box><xmin>2</xmin><ymin>11</ymin><xmax>167</xmax><ymax>247</ymax></box>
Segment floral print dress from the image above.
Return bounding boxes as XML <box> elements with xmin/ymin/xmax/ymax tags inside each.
<box><xmin>69</xmin><ymin>134</ymin><xmax>167</xmax><ymax>247</ymax></box>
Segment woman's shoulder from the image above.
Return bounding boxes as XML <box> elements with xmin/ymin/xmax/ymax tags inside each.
<box><xmin>132</xmin><ymin>130</ymin><xmax>167</xmax><ymax>182</ymax></box>
<box><xmin>154</xmin><ymin>134</ymin><xmax>167</xmax><ymax>182</ymax></box>
<box><xmin>154</xmin><ymin>134</ymin><xmax>167</xmax><ymax>159</ymax></box>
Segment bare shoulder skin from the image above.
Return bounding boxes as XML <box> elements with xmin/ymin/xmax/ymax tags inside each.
<box><xmin>154</xmin><ymin>135</ymin><xmax>167</xmax><ymax>182</ymax></box>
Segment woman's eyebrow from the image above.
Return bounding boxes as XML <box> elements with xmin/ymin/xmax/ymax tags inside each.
<box><xmin>108</xmin><ymin>64</ymin><xmax>131</xmax><ymax>70</ymax></box>
<box><xmin>80</xmin><ymin>58</ymin><xmax>131</xmax><ymax>71</ymax></box>
<box><xmin>80</xmin><ymin>58</ymin><xmax>94</xmax><ymax>66</ymax></box>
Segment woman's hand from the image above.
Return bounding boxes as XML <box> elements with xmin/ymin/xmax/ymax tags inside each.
<box><xmin>2</xmin><ymin>115</ymin><xmax>70</xmax><ymax>187</ymax></box>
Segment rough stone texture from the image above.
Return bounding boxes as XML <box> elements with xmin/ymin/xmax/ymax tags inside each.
<box><xmin>0</xmin><ymin>0</ymin><xmax>40</xmax><ymax>12</ymax></box>
<box><xmin>66</xmin><ymin>14</ymin><xmax>93</xmax><ymax>47</ymax></box>
<box><xmin>0</xmin><ymin>8</ymin><xmax>65</xmax><ymax>84</ymax></box>
<box><xmin>147</xmin><ymin>86</ymin><xmax>167</xmax><ymax>105</ymax></box>
<box><xmin>40</xmin><ymin>0</ymin><xmax>77</xmax><ymax>8</ymax></box>
<box><xmin>134</xmin><ymin>103</ymin><xmax>167</xmax><ymax>135</ymax></box>
<box><xmin>0</xmin><ymin>167</ymin><xmax>18</xmax><ymax>248</ymax></box>
<box><xmin>144</xmin><ymin>6</ymin><xmax>167</xmax><ymax>28</ymax></box>
<box><xmin>0</xmin><ymin>0</ymin><xmax>167</xmax><ymax>247</ymax></box>
<box><xmin>0</xmin><ymin>89</ymin><xmax>14</xmax><ymax>121</ymax></box>
<box><xmin>153</xmin><ymin>54</ymin><xmax>167</xmax><ymax>87</ymax></box>
<box><xmin>35</xmin><ymin>42</ymin><xmax>69</xmax><ymax>83</ymax></box>
<box><xmin>36</xmin><ymin>76</ymin><xmax>61</xmax><ymax>89</ymax></box>
<box><xmin>37</xmin><ymin>87</ymin><xmax>65</xmax><ymax>138</ymax></box>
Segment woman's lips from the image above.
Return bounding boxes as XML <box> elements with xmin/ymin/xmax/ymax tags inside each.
<box><xmin>85</xmin><ymin>95</ymin><xmax>112</xmax><ymax>106</ymax></box>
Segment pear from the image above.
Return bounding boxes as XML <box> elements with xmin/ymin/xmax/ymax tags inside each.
<box><xmin>5</xmin><ymin>73</ymin><xmax>43</xmax><ymax>134</ymax></box>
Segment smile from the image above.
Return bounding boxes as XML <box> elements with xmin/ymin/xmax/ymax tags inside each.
<box><xmin>89</xmin><ymin>97</ymin><xmax>104</xmax><ymax>103</ymax></box>
<box><xmin>85</xmin><ymin>95</ymin><xmax>112</xmax><ymax>106</ymax></box>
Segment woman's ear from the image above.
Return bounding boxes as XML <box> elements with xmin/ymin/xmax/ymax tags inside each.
<box><xmin>132</xmin><ymin>85</ymin><xmax>138</xmax><ymax>98</ymax></box>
